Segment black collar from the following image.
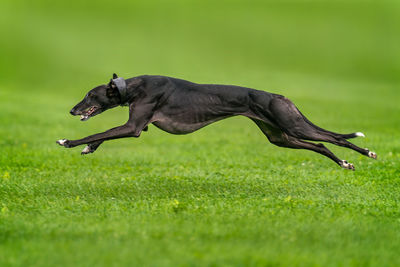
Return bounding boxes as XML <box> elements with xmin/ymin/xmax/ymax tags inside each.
<box><xmin>112</xmin><ymin>77</ymin><xmax>128</xmax><ymax>105</ymax></box>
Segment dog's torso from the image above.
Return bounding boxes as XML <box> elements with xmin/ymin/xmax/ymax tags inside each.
<box><xmin>137</xmin><ymin>76</ymin><xmax>277</xmax><ymax>134</ymax></box>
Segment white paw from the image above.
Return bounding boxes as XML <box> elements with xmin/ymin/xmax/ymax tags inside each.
<box><xmin>368</xmin><ymin>151</ymin><xmax>377</xmax><ymax>159</ymax></box>
<box><xmin>340</xmin><ymin>160</ymin><xmax>355</xmax><ymax>170</ymax></box>
<box><xmin>81</xmin><ymin>146</ymin><xmax>91</xmax><ymax>154</ymax></box>
<box><xmin>57</xmin><ymin>139</ymin><xmax>67</xmax><ymax>145</ymax></box>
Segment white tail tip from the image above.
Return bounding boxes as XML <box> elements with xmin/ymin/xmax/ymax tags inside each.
<box><xmin>355</xmin><ymin>132</ymin><xmax>365</xmax><ymax>137</ymax></box>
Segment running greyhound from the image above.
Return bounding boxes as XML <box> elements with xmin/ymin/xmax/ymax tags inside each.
<box><xmin>57</xmin><ymin>74</ymin><xmax>377</xmax><ymax>170</ymax></box>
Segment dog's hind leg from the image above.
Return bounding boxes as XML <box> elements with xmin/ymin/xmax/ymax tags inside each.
<box><xmin>252</xmin><ymin>119</ymin><xmax>355</xmax><ymax>169</ymax></box>
<box><xmin>313</xmin><ymin>136</ymin><xmax>377</xmax><ymax>159</ymax></box>
<box><xmin>266</xmin><ymin>97</ymin><xmax>376</xmax><ymax>159</ymax></box>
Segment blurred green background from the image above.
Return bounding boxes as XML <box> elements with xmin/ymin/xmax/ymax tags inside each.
<box><xmin>2</xmin><ymin>0</ymin><xmax>399</xmax><ymax>89</ymax></box>
<box><xmin>1</xmin><ymin>0</ymin><xmax>400</xmax><ymax>266</ymax></box>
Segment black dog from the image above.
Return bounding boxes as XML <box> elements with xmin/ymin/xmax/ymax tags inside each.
<box><xmin>57</xmin><ymin>74</ymin><xmax>376</xmax><ymax>170</ymax></box>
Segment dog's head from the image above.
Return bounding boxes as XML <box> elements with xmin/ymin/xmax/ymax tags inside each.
<box><xmin>70</xmin><ymin>73</ymin><xmax>125</xmax><ymax>121</ymax></box>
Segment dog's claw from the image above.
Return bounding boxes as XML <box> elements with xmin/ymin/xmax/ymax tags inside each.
<box><xmin>340</xmin><ymin>160</ymin><xmax>355</xmax><ymax>171</ymax></box>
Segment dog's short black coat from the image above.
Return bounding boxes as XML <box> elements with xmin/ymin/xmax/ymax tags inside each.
<box><xmin>57</xmin><ymin>74</ymin><xmax>377</xmax><ymax>170</ymax></box>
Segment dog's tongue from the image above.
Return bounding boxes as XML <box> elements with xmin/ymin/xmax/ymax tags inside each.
<box><xmin>80</xmin><ymin>115</ymin><xmax>89</xmax><ymax>121</ymax></box>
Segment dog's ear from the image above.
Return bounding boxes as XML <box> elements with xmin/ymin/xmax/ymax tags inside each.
<box><xmin>113</xmin><ymin>73</ymin><xmax>118</xmax><ymax>79</ymax></box>
<box><xmin>106</xmin><ymin>79</ymin><xmax>119</xmax><ymax>98</ymax></box>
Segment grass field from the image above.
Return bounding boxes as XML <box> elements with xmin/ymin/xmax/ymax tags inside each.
<box><xmin>1</xmin><ymin>1</ymin><xmax>400</xmax><ymax>266</ymax></box>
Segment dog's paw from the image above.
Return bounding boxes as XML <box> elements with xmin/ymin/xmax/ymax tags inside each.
<box><xmin>81</xmin><ymin>142</ymin><xmax>102</xmax><ymax>155</ymax></box>
<box><xmin>56</xmin><ymin>139</ymin><xmax>72</xmax><ymax>148</ymax></box>
<box><xmin>81</xmin><ymin>145</ymin><xmax>93</xmax><ymax>155</ymax></box>
<box><xmin>367</xmin><ymin>150</ymin><xmax>377</xmax><ymax>159</ymax></box>
<box><xmin>340</xmin><ymin>160</ymin><xmax>355</xmax><ymax>171</ymax></box>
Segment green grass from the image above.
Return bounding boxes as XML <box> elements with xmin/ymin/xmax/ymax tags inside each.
<box><xmin>1</xmin><ymin>0</ymin><xmax>400</xmax><ymax>266</ymax></box>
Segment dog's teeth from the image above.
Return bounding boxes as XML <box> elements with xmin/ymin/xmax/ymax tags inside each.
<box><xmin>80</xmin><ymin>115</ymin><xmax>89</xmax><ymax>121</ymax></box>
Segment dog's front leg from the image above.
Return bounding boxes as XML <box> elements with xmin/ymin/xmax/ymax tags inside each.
<box><xmin>57</xmin><ymin>102</ymin><xmax>155</xmax><ymax>153</ymax></box>
<box><xmin>56</xmin><ymin>122</ymin><xmax>142</xmax><ymax>149</ymax></box>
<box><xmin>79</xmin><ymin>125</ymin><xmax>149</xmax><ymax>154</ymax></box>
<box><xmin>80</xmin><ymin>140</ymin><xmax>104</xmax><ymax>155</ymax></box>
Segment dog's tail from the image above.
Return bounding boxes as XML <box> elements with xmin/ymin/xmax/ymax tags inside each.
<box><xmin>339</xmin><ymin>132</ymin><xmax>365</xmax><ymax>139</ymax></box>
<box><xmin>300</xmin><ymin>113</ymin><xmax>365</xmax><ymax>139</ymax></box>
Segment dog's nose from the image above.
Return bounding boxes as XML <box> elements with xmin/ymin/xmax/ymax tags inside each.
<box><xmin>70</xmin><ymin>109</ymin><xmax>76</xmax><ymax>115</ymax></box>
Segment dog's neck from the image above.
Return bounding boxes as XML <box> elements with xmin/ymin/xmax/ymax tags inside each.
<box><xmin>119</xmin><ymin>77</ymin><xmax>144</xmax><ymax>106</ymax></box>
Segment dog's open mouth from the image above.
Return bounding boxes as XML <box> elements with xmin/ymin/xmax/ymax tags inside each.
<box><xmin>80</xmin><ymin>106</ymin><xmax>98</xmax><ymax>121</ymax></box>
